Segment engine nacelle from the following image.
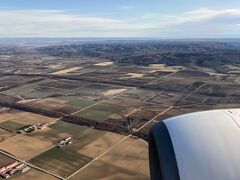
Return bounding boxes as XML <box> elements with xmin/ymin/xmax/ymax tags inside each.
<box><xmin>149</xmin><ymin>109</ymin><xmax>240</xmax><ymax>180</ymax></box>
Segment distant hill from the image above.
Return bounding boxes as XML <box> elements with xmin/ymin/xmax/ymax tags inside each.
<box><xmin>0</xmin><ymin>40</ymin><xmax>239</xmax><ymax>73</ymax></box>
<box><xmin>36</xmin><ymin>40</ymin><xmax>240</xmax><ymax>73</ymax></box>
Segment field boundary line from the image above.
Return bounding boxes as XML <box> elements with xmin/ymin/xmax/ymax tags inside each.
<box><xmin>70</xmin><ymin>87</ymin><xmax>136</xmax><ymax>116</ymax></box>
<box><xmin>67</xmin><ymin>105</ymin><xmax>173</xmax><ymax>179</ymax></box>
<box><xmin>0</xmin><ymin>149</ymin><xmax>66</xmax><ymax>180</ymax></box>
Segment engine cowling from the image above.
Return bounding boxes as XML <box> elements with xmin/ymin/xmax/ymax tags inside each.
<box><xmin>149</xmin><ymin>109</ymin><xmax>240</xmax><ymax>180</ymax></box>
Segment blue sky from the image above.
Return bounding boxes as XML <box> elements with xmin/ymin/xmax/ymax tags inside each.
<box><xmin>0</xmin><ymin>0</ymin><xmax>240</xmax><ymax>38</ymax></box>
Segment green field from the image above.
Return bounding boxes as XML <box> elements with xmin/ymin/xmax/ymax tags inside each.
<box><xmin>0</xmin><ymin>120</ymin><xmax>25</xmax><ymax>132</ymax></box>
<box><xmin>1</xmin><ymin>76</ymin><xmax>38</xmax><ymax>84</ymax></box>
<box><xmin>30</xmin><ymin>147</ymin><xmax>92</xmax><ymax>177</ymax></box>
<box><xmin>75</xmin><ymin>102</ymin><xmax>126</xmax><ymax>121</ymax></box>
<box><xmin>47</xmin><ymin>120</ymin><xmax>105</xmax><ymax>146</ymax></box>
<box><xmin>86</xmin><ymin>83</ymin><xmax>122</xmax><ymax>90</ymax></box>
<box><xmin>56</xmin><ymin>96</ymin><xmax>79</xmax><ymax>101</ymax></box>
<box><xmin>87</xmin><ymin>83</ymin><xmax>112</xmax><ymax>90</ymax></box>
<box><xmin>67</xmin><ymin>98</ymin><xmax>95</xmax><ymax>109</ymax></box>
<box><xmin>67</xmin><ymin>83</ymin><xmax>121</xmax><ymax>96</ymax></box>
<box><xmin>75</xmin><ymin>109</ymin><xmax>113</xmax><ymax>121</ymax></box>
<box><xmin>121</xmin><ymin>89</ymin><xmax>157</xmax><ymax>100</ymax></box>
<box><xmin>49</xmin><ymin>121</ymin><xmax>88</xmax><ymax>139</ymax></box>
<box><xmin>65</xmin><ymin>129</ymin><xmax>106</xmax><ymax>151</ymax></box>
<box><xmin>91</xmin><ymin>102</ymin><xmax>126</xmax><ymax>113</ymax></box>
<box><xmin>69</xmin><ymin>86</ymin><xmax>100</xmax><ymax>95</ymax></box>
<box><xmin>6</xmin><ymin>83</ymin><xmax>67</xmax><ymax>99</ymax></box>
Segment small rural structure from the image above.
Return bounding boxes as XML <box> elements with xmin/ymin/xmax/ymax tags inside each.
<box><xmin>57</xmin><ymin>137</ymin><xmax>72</xmax><ymax>148</ymax></box>
<box><xmin>0</xmin><ymin>161</ymin><xmax>30</xmax><ymax>178</ymax></box>
<box><xmin>17</xmin><ymin>122</ymin><xmax>52</xmax><ymax>134</ymax></box>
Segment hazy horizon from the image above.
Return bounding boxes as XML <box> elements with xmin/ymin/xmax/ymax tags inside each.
<box><xmin>0</xmin><ymin>37</ymin><xmax>240</xmax><ymax>46</ymax></box>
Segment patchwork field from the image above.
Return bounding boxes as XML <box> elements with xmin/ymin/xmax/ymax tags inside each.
<box><xmin>10</xmin><ymin>168</ymin><xmax>58</xmax><ymax>180</ymax></box>
<box><xmin>51</xmin><ymin>67</ymin><xmax>82</xmax><ymax>75</ymax></box>
<box><xmin>148</xmin><ymin>64</ymin><xmax>184</xmax><ymax>73</ymax></box>
<box><xmin>64</xmin><ymin>128</ymin><xmax>106</xmax><ymax>150</ymax></box>
<box><xmin>30</xmin><ymin>147</ymin><xmax>92</xmax><ymax>177</ymax></box>
<box><xmin>120</xmin><ymin>89</ymin><xmax>158</xmax><ymax>101</ymax></box>
<box><xmin>0</xmin><ymin>128</ymin><xmax>15</xmax><ymax>143</ymax></box>
<box><xmin>24</xmin><ymin>98</ymin><xmax>67</xmax><ymax>109</ymax></box>
<box><xmin>75</xmin><ymin>102</ymin><xmax>126</xmax><ymax>121</ymax></box>
<box><xmin>0</xmin><ymin>120</ymin><xmax>25</xmax><ymax>132</ymax></box>
<box><xmin>101</xmin><ymin>88</ymin><xmax>127</xmax><ymax>96</ymax></box>
<box><xmin>69</xmin><ymin>160</ymin><xmax>148</xmax><ymax>180</ymax></box>
<box><xmin>0</xmin><ymin>40</ymin><xmax>239</xmax><ymax>179</ymax></box>
<box><xmin>0</xmin><ymin>76</ymin><xmax>40</xmax><ymax>90</ymax></box>
<box><xmin>122</xmin><ymin>73</ymin><xmax>145</xmax><ymax>79</ymax></box>
<box><xmin>66</xmin><ymin>98</ymin><xmax>95</xmax><ymax>109</ymax></box>
<box><xmin>0</xmin><ymin>134</ymin><xmax>54</xmax><ymax>160</ymax></box>
<box><xmin>5</xmin><ymin>81</ymin><xmax>68</xmax><ymax>99</ymax></box>
<box><xmin>0</xmin><ymin>153</ymin><xmax>15</xmax><ymax>167</ymax></box>
<box><xmin>49</xmin><ymin>121</ymin><xmax>88</xmax><ymax>139</ymax></box>
<box><xmin>0</xmin><ymin>109</ymin><xmax>56</xmax><ymax>125</ymax></box>
<box><xmin>79</xmin><ymin>132</ymin><xmax>125</xmax><ymax>158</ymax></box>
<box><xmin>23</xmin><ymin>97</ymin><xmax>81</xmax><ymax>114</ymax></box>
<box><xmin>100</xmin><ymin>138</ymin><xmax>149</xmax><ymax>177</ymax></box>
<box><xmin>95</xmin><ymin>61</ymin><xmax>113</xmax><ymax>66</ymax></box>
<box><xmin>70</xmin><ymin>137</ymin><xmax>149</xmax><ymax>180</ymax></box>
<box><xmin>27</xmin><ymin>127</ymin><xmax>72</xmax><ymax>144</ymax></box>
<box><xmin>38</xmin><ymin>79</ymin><xmax>88</xmax><ymax>90</ymax></box>
<box><xmin>65</xmin><ymin>83</ymin><xmax>129</xmax><ymax>100</ymax></box>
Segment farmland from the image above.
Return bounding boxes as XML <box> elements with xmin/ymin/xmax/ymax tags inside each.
<box><xmin>10</xmin><ymin>168</ymin><xmax>58</xmax><ymax>180</ymax></box>
<box><xmin>0</xmin><ymin>128</ymin><xmax>14</xmax><ymax>143</ymax></box>
<box><xmin>0</xmin><ymin>40</ymin><xmax>239</xmax><ymax>179</ymax></box>
<box><xmin>75</xmin><ymin>102</ymin><xmax>126</xmax><ymax>121</ymax></box>
<box><xmin>30</xmin><ymin>147</ymin><xmax>92</xmax><ymax>177</ymax></box>
<box><xmin>0</xmin><ymin>120</ymin><xmax>25</xmax><ymax>132</ymax></box>
<box><xmin>0</xmin><ymin>153</ymin><xmax>15</xmax><ymax>167</ymax></box>
<box><xmin>0</xmin><ymin>134</ymin><xmax>54</xmax><ymax>160</ymax></box>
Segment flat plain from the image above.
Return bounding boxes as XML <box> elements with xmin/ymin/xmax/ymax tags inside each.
<box><xmin>0</xmin><ymin>40</ymin><xmax>239</xmax><ymax>179</ymax></box>
<box><xmin>0</xmin><ymin>134</ymin><xmax>54</xmax><ymax>160</ymax></box>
